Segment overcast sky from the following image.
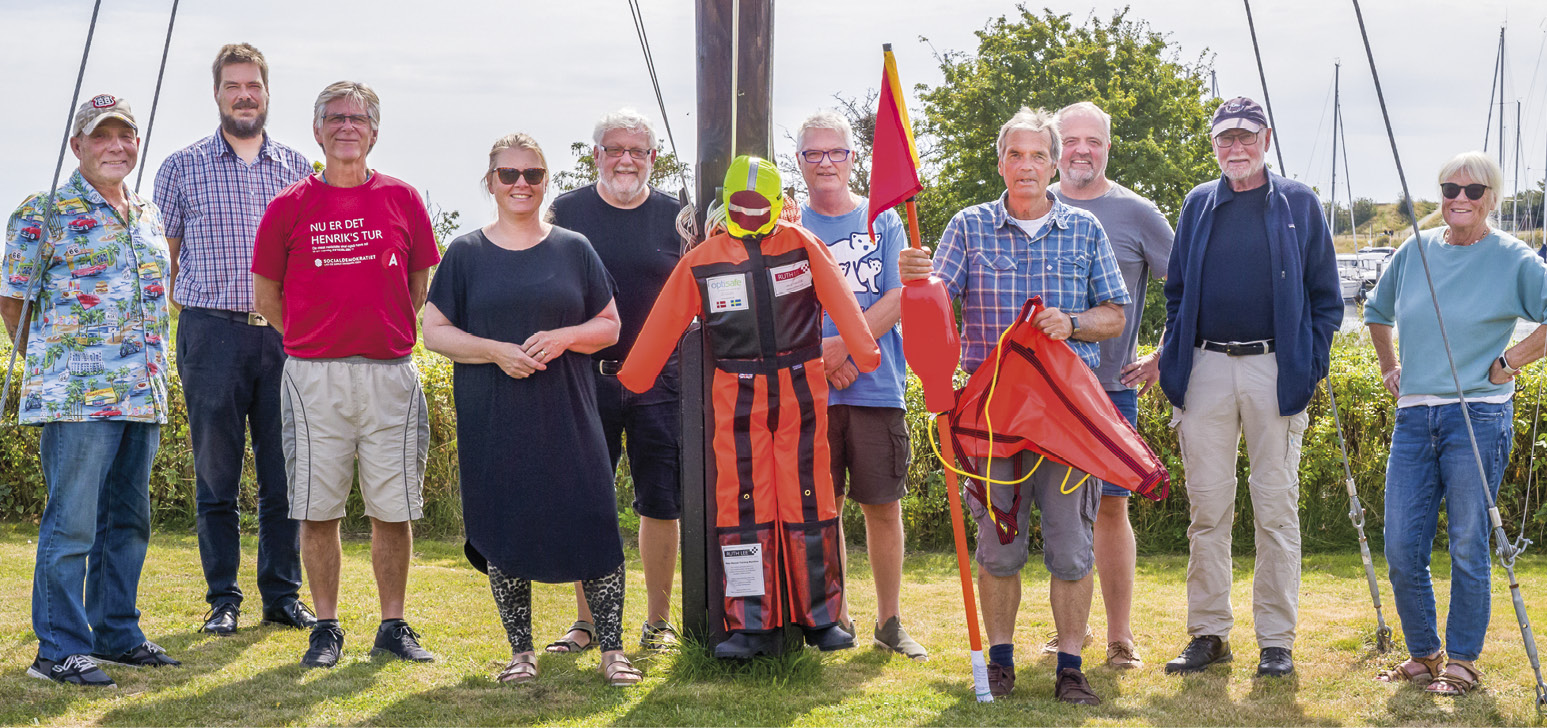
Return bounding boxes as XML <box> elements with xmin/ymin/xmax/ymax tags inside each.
<box><xmin>3</xmin><ymin>0</ymin><xmax>1546</xmax><ymax>238</ymax></box>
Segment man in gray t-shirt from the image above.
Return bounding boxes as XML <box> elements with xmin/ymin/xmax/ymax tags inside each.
<box><xmin>1049</xmin><ymin>101</ymin><xmax>1174</xmax><ymax>670</ymax></box>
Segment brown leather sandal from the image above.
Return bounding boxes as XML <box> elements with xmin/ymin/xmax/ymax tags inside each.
<box><xmin>600</xmin><ymin>652</ymin><xmax>643</xmax><ymax>687</ymax></box>
<box><xmin>496</xmin><ymin>652</ymin><xmax>537</xmax><ymax>685</ymax></box>
<box><xmin>1425</xmin><ymin>660</ymin><xmax>1481</xmax><ymax>696</ymax></box>
<box><xmin>1375</xmin><ymin>652</ymin><xmax>1445</xmax><ymax>685</ymax></box>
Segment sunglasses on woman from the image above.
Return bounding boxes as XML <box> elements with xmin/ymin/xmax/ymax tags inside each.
<box><xmin>1440</xmin><ymin>182</ymin><xmax>1488</xmax><ymax>201</ymax></box>
<box><xmin>493</xmin><ymin>167</ymin><xmax>546</xmax><ymax>185</ymax></box>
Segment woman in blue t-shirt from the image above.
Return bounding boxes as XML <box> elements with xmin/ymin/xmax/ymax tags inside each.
<box><xmin>1367</xmin><ymin>151</ymin><xmax>1547</xmax><ymax>695</ymax></box>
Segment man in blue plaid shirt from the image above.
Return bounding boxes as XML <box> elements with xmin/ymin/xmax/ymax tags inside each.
<box><xmin>153</xmin><ymin>43</ymin><xmax>315</xmax><ymax>637</ymax></box>
<box><xmin>899</xmin><ymin>107</ymin><xmax>1128</xmax><ymax>705</ymax></box>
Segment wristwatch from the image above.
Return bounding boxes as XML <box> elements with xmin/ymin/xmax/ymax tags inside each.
<box><xmin>1069</xmin><ymin>313</ymin><xmax>1081</xmax><ymax>336</ymax></box>
<box><xmin>1498</xmin><ymin>354</ymin><xmax>1520</xmax><ymax>375</ymax></box>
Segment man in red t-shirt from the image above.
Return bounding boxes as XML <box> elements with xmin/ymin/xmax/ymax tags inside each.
<box><xmin>252</xmin><ymin>81</ymin><xmax>441</xmax><ymax>670</ymax></box>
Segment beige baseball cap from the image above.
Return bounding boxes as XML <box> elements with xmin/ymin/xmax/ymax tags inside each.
<box><xmin>72</xmin><ymin>94</ymin><xmax>138</xmax><ymax>137</ymax></box>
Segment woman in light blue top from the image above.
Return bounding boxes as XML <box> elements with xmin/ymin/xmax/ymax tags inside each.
<box><xmin>1365</xmin><ymin>151</ymin><xmax>1547</xmax><ymax>695</ymax></box>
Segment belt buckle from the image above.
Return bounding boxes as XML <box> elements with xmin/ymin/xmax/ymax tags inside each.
<box><xmin>247</xmin><ymin>312</ymin><xmax>269</xmax><ymax>327</ymax></box>
<box><xmin>598</xmin><ymin>360</ymin><xmax>622</xmax><ymax>376</ymax></box>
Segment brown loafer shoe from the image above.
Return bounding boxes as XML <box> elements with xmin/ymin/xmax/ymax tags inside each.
<box><xmin>987</xmin><ymin>662</ymin><xmax>1015</xmax><ymax>698</ymax></box>
<box><xmin>1040</xmin><ymin>628</ymin><xmax>1094</xmax><ymax>655</ymax></box>
<box><xmin>1107</xmin><ymin>640</ymin><xmax>1143</xmax><ymax>669</ymax></box>
<box><xmin>1055</xmin><ymin>667</ymin><xmax>1102</xmax><ymax>705</ymax></box>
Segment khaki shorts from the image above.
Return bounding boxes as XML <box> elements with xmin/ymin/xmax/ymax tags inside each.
<box><xmin>280</xmin><ymin>356</ymin><xmax>429</xmax><ymax>522</ymax></box>
<box><xmin>828</xmin><ymin>405</ymin><xmax>910</xmax><ymax>505</ymax></box>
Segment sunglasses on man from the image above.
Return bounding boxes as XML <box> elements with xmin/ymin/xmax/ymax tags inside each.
<box><xmin>1440</xmin><ymin>182</ymin><xmax>1489</xmax><ymax>201</ymax></box>
<box><xmin>493</xmin><ymin>167</ymin><xmax>546</xmax><ymax>185</ymax></box>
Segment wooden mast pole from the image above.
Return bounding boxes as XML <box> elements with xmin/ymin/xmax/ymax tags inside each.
<box><xmin>685</xmin><ymin>0</ymin><xmax>775</xmax><ymax>650</ymax></box>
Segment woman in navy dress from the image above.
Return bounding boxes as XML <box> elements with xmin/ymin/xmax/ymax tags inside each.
<box><xmin>423</xmin><ymin>133</ymin><xmax>638</xmax><ymax>687</ymax></box>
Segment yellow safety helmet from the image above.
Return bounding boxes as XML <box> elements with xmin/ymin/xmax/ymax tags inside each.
<box><xmin>723</xmin><ymin>155</ymin><xmax>783</xmax><ymax>239</ymax></box>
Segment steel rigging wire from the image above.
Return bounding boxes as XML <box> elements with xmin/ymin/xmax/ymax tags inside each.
<box><xmin>133</xmin><ymin>0</ymin><xmax>180</xmax><ymax>194</ymax></box>
<box><xmin>1241</xmin><ymin>0</ymin><xmax>1287</xmax><ymax>173</ymax></box>
<box><xmin>1350</xmin><ymin>0</ymin><xmax>1547</xmax><ymax>711</ymax></box>
<box><xmin>1244</xmin><ymin>0</ymin><xmax>1391</xmax><ymax>651</ymax></box>
<box><xmin>0</xmin><ymin>0</ymin><xmax>105</xmax><ymax>425</ymax></box>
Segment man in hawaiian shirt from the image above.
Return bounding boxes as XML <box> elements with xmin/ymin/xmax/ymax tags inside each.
<box><xmin>1</xmin><ymin>95</ymin><xmax>179</xmax><ymax>687</ymax></box>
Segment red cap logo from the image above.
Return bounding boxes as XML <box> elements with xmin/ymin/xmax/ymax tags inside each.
<box><xmin>91</xmin><ymin>94</ymin><xmax>117</xmax><ymax>109</ymax></box>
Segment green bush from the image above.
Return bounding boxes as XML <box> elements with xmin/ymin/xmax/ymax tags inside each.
<box><xmin>8</xmin><ymin>334</ymin><xmax>1547</xmax><ymax>554</ymax></box>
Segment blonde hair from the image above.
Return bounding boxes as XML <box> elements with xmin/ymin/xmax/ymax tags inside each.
<box><xmin>1437</xmin><ymin>151</ymin><xmax>1505</xmax><ymax>213</ymax></box>
<box><xmin>483</xmin><ymin>133</ymin><xmax>548</xmax><ymax>193</ymax></box>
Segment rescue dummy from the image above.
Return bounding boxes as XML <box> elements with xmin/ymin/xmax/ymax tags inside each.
<box><xmin>619</xmin><ymin>157</ymin><xmax>880</xmax><ymax>659</ymax></box>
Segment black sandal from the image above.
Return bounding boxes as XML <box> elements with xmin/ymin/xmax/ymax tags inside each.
<box><xmin>543</xmin><ymin>620</ymin><xmax>596</xmax><ymax>654</ymax></box>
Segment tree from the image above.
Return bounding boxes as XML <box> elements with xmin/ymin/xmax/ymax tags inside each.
<box><xmin>914</xmin><ymin>6</ymin><xmax>1218</xmax><ymax>242</ymax></box>
<box><xmin>552</xmin><ymin>142</ymin><xmax>691</xmax><ymax>196</ymax></box>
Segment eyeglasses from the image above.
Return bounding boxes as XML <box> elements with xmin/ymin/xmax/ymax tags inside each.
<box><xmin>600</xmin><ymin>146</ymin><xmax>653</xmax><ymax>160</ymax></box>
<box><xmin>1441</xmin><ymin>182</ymin><xmax>1489</xmax><ymax>201</ymax></box>
<box><xmin>800</xmin><ymin>149</ymin><xmax>852</xmax><ymax>164</ymax></box>
<box><xmin>323</xmin><ymin>114</ymin><xmax>371</xmax><ymax>129</ymax></box>
<box><xmin>493</xmin><ymin>167</ymin><xmax>546</xmax><ymax>185</ymax></box>
<box><xmin>1212</xmin><ymin>131</ymin><xmax>1259</xmax><ymax>148</ymax></box>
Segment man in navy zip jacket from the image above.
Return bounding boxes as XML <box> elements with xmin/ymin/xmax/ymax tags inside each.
<box><xmin>1158</xmin><ymin>97</ymin><xmax>1341</xmax><ymax>680</ymax></box>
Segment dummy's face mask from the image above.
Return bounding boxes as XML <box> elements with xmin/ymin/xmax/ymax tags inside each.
<box><xmin>723</xmin><ymin>155</ymin><xmax>783</xmax><ymax>239</ymax></box>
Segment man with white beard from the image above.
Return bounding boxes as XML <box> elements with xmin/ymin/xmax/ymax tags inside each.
<box><xmin>548</xmin><ymin>109</ymin><xmax>685</xmax><ymax>652</ymax></box>
<box><xmin>154</xmin><ymin>43</ymin><xmax>315</xmax><ymax>636</ymax></box>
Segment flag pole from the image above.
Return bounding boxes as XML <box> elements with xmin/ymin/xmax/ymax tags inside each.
<box><xmin>878</xmin><ymin>41</ymin><xmax>991</xmax><ymax>702</ymax></box>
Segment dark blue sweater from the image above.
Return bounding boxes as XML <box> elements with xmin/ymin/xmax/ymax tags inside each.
<box><xmin>1160</xmin><ymin>172</ymin><xmax>1343</xmax><ymax>416</ymax></box>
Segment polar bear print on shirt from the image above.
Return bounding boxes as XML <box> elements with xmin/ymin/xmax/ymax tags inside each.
<box><xmin>829</xmin><ymin>231</ymin><xmax>881</xmax><ymax>294</ymax></box>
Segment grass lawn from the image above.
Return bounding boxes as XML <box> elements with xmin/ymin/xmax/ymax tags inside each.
<box><xmin>4</xmin><ymin>522</ymin><xmax>1547</xmax><ymax>726</ymax></box>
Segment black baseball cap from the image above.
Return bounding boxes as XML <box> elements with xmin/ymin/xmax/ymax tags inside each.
<box><xmin>1211</xmin><ymin>96</ymin><xmax>1268</xmax><ymax>137</ymax></box>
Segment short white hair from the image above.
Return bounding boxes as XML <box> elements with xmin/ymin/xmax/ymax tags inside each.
<box><xmin>996</xmin><ymin>107</ymin><xmax>1059</xmax><ymax>161</ymax></box>
<box><xmin>1437</xmin><ymin>151</ymin><xmax>1505</xmax><ymax>213</ymax></box>
<box><xmin>796</xmin><ymin>109</ymin><xmax>854</xmax><ymax>152</ymax></box>
<box><xmin>592</xmin><ymin>108</ymin><xmax>658</xmax><ymax>150</ymax></box>
<box><xmin>1054</xmin><ymin>101</ymin><xmax>1111</xmax><ymax>140</ymax></box>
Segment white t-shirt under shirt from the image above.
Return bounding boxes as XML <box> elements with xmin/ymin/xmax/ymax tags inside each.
<box><xmin>1009</xmin><ymin>211</ymin><xmax>1052</xmax><ymax>242</ymax></box>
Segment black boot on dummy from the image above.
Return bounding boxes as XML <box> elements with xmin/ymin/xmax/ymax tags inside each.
<box><xmin>804</xmin><ymin>623</ymin><xmax>856</xmax><ymax>652</ymax></box>
<box><xmin>715</xmin><ymin>631</ymin><xmax>780</xmax><ymax>660</ymax></box>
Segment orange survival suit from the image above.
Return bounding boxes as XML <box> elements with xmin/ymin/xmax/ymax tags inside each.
<box><xmin>619</xmin><ymin>205</ymin><xmax>879</xmax><ymax>646</ymax></box>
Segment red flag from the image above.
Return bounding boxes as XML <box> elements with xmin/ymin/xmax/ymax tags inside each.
<box><xmin>867</xmin><ymin>44</ymin><xmax>922</xmax><ymax>238</ymax></box>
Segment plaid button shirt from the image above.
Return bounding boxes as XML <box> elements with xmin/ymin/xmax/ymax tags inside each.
<box><xmin>153</xmin><ymin>130</ymin><xmax>310</xmax><ymax>312</ymax></box>
<box><xmin>934</xmin><ymin>191</ymin><xmax>1130</xmax><ymax>373</ymax></box>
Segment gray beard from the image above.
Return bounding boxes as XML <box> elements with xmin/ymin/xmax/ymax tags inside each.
<box><xmin>598</xmin><ymin>173</ymin><xmax>647</xmax><ymax>202</ymax></box>
<box><xmin>220</xmin><ymin>110</ymin><xmax>266</xmax><ymax>140</ymax></box>
<box><xmin>1061</xmin><ymin>167</ymin><xmax>1100</xmax><ymax>188</ymax></box>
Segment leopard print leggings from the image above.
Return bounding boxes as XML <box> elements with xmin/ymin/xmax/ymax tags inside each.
<box><xmin>487</xmin><ymin>563</ymin><xmax>625</xmax><ymax>653</ymax></box>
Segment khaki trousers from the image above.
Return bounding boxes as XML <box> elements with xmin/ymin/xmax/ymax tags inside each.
<box><xmin>1173</xmin><ymin>348</ymin><xmax>1307</xmax><ymax>649</ymax></box>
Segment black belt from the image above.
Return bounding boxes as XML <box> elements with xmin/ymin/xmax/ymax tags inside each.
<box><xmin>188</xmin><ymin>307</ymin><xmax>269</xmax><ymax>327</ymax></box>
<box><xmin>1200</xmin><ymin>339</ymin><xmax>1274</xmax><ymax>356</ymax></box>
<box><xmin>597</xmin><ymin>359</ymin><xmax>623</xmax><ymax>376</ymax></box>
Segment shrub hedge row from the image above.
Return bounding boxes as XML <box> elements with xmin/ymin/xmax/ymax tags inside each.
<box><xmin>6</xmin><ymin>333</ymin><xmax>1547</xmax><ymax>554</ymax></box>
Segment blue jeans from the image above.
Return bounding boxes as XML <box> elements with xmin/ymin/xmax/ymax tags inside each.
<box><xmin>33</xmin><ymin>421</ymin><xmax>159</xmax><ymax>660</ymax></box>
<box><xmin>1384</xmin><ymin>401</ymin><xmax>1513</xmax><ymax>661</ymax></box>
<box><xmin>178</xmin><ymin>308</ymin><xmax>300</xmax><ymax>609</ymax></box>
<box><xmin>1100</xmin><ymin>388</ymin><xmax>1140</xmax><ymax>498</ymax></box>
